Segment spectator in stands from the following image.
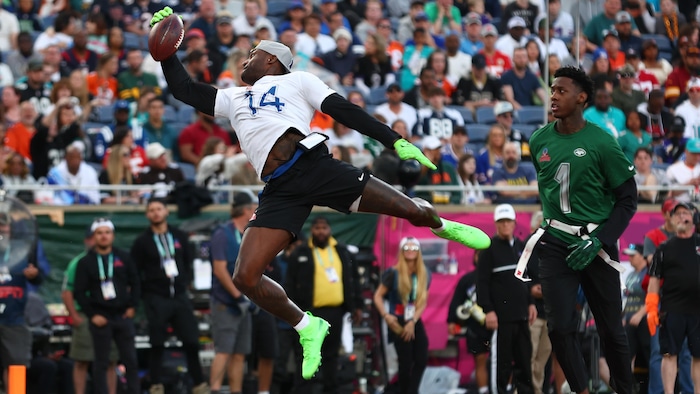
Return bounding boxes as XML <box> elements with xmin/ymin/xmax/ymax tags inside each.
<box><xmin>233</xmin><ymin>0</ymin><xmax>277</xmax><ymax>41</ymax></box>
<box><xmin>480</xmin><ymin>24</ymin><xmax>512</xmax><ymax>78</ymax></box>
<box><xmin>496</xmin><ymin>17</ymin><xmax>529</xmax><ymax>60</ymax></box>
<box><xmin>455</xmin><ymin>152</ymin><xmax>488</xmax><ymax>204</ymax></box>
<box><xmin>316</xmin><ymin>29</ymin><xmax>356</xmax><ymax>88</ymax></box>
<box><xmin>618</xmin><ymin>111</ymin><xmax>652</xmax><ymax>162</ymax></box>
<box><xmin>329</xmin><ymin>120</ymin><xmax>365</xmax><ymax>153</ymax></box>
<box><xmin>374</xmin><ymin>83</ymin><xmax>419</xmax><ymax>133</ymax></box>
<box><xmin>601</xmin><ymin>29</ymin><xmax>626</xmax><ymax>72</ymax></box>
<box><xmin>425</xmin><ymin>0</ymin><xmax>461</xmax><ymax>35</ymax></box>
<box><xmin>373</xmin><ymin>236</ymin><xmax>430</xmax><ymax>394</ymax></box>
<box><xmin>633</xmin><ymin>147</ymin><xmax>669</xmax><ymax>203</ymax></box>
<box><xmin>30</xmin><ymin>104</ymin><xmax>84</xmax><ymax>179</ymax></box>
<box><xmin>34</xmin><ymin>11</ymin><xmax>75</xmax><ymax>52</ymax></box>
<box><xmin>6</xmin><ymin>32</ymin><xmax>41</xmax><ymax>81</ymax></box>
<box><xmin>354</xmin><ymin>0</ymin><xmax>383</xmax><ymax>43</ymax></box>
<box><xmin>99</xmin><ymin>144</ymin><xmax>141</xmax><ymax>204</ymax></box>
<box><xmin>665</xmin><ymin>46</ymin><xmax>700</xmax><ymax>106</ymax></box>
<box><xmin>189</xmin><ymin>0</ymin><xmax>217</xmax><ymax>40</ymax></box>
<box><xmin>619</xmin><ymin>243</ymin><xmax>650</xmax><ymax>377</ymax></box>
<box><xmin>215</xmin><ymin>50</ymin><xmax>246</xmax><ymax>89</ymax></box>
<box><xmin>538</xmin><ymin>0</ymin><xmax>574</xmax><ymax>38</ymax></box>
<box><xmin>142</xmin><ymin>97</ymin><xmax>176</xmax><ymax>153</ymax></box>
<box><xmin>183</xmin><ymin>49</ymin><xmax>213</xmax><ymax>84</ymax></box>
<box><xmin>2</xmin><ymin>152</ymin><xmax>36</xmax><ymax>200</ymax></box>
<box><xmin>562</xmin><ymin>34</ymin><xmax>593</xmax><ymax>72</ymax></box>
<box><xmin>494</xmin><ymin>101</ymin><xmax>531</xmax><ymax>161</ymax></box>
<box><xmin>123</xmin><ymin>0</ymin><xmax>160</xmax><ymax>36</ymax></box>
<box><xmin>106</xmin><ymin>27</ymin><xmax>127</xmax><ymax>75</ymax></box>
<box><xmin>2</xmin><ymin>86</ymin><xmax>21</xmax><ymax>127</ymax></box>
<box><xmin>16</xmin><ymin>0</ymin><xmax>42</xmax><ymax>33</ymax></box>
<box><xmin>414</xmin><ymin>86</ymin><xmax>464</xmax><ymax>139</ymax></box>
<box><xmin>5</xmin><ymin>101</ymin><xmax>35</xmax><ymax>161</ymax></box>
<box><xmin>415</xmin><ymin>135</ymin><xmax>460</xmax><ymax>204</ymax></box>
<box><xmin>640</xmin><ymin>40</ymin><xmax>672</xmax><ymax>87</ymax></box>
<box><xmin>400</xmin><ymin>28</ymin><xmax>436</xmax><ymax>91</ymax></box>
<box><xmin>460</xmin><ymin>12</ymin><xmax>485</xmax><ymax>56</ymax></box>
<box><xmin>179</xmin><ymin>111</ymin><xmax>232</xmax><ymax>165</ymax></box>
<box><xmin>638</xmin><ymin>89</ymin><xmax>673</xmax><ymax>142</ymax></box>
<box><xmin>502</xmin><ymin>0</ymin><xmax>539</xmax><ymax>33</ymax></box>
<box><xmin>452</xmin><ymin>53</ymin><xmax>503</xmax><ymax>113</ymax></box>
<box><xmin>654</xmin><ymin>0</ymin><xmax>685</xmax><ymax>41</ymax></box>
<box><xmin>584</xmin><ymin>88</ymin><xmax>626</xmax><ymax>137</ymax></box>
<box><xmin>442</xmin><ymin>125</ymin><xmax>474</xmax><ymax>167</ymax></box>
<box><xmin>139</xmin><ymin>143</ymin><xmax>184</xmax><ymax>199</ymax></box>
<box><xmin>117</xmin><ymin>49</ymin><xmax>161</xmax><ymax>103</ymax></box>
<box><xmin>491</xmin><ymin>142</ymin><xmax>538</xmax><ymax>204</ymax></box>
<box><xmin>625</xmin><ymin>48</ymin><xmax>661</xmax><ymax>96</ymax></box>
<box><xmin>585</xmin><ymin>0</ymin><xmax>640</xmax><ymax>48</ymax></box>
<box><xmin>85</xmin><ymin>13</ymin><xmax>109</xmax><ymax>55</ymax></box>
<box><xmin>445</xmin><ymin>33</ymin><xmax>471</xmax><ymax>82</ymax></box>
<box><xmin>205</xmin><ymin>12</ymin><xmax>236</xmax><ymax>81</ymax></box>
<box><xmin>666</xmin><ymin>138</ymin><xmax>700</xmax><ymax>202</ymax></box>
<box><xmin>397</xmin><ymin>0</ymin><xmax>425</xmax><ymax>44</ymax></box>
<box><xmin>612</xmin><ymin>65</ymin><xmax>647</xmax><ymax>114</ymax></box>
<box><xmin>613</xmin><ymin>11</ymin><xmax>642</xmax><ymax>55</ymax></box>
<box><xmin>47</xmin><ymin>141</ymin><xmax>101</xmax><ymax>205</ymax></box>
<box><xmin>319</xmin><ymin>0</ymin><xmax>352</xmax><ymax>36</ymax></box>
<box><xmin>41</xmin><ymin>45</ymin><xmax>66</xmax><ymax>84</ymax></box>
<box><xmin>674</xmin><ymin>78</ymin><xmax>700</xmax><ymax>138</ymax></box>
<box><xmin>296</xmin><ymin>13</ymin><xmax>336</xmax><ymax>61</ymax></box>
<box><xmin>195</xmin><ymin>137</ymin><xmax>237</xmax><ymax>186</ymax></box>
<box><xmin>183</xmin><ymin>28</ymin><xmax>207</xmax><ymax>54</ymax></box>
<box><xmin>73</xmin><ymin>219</ymin><xmax>140</xmax><ymax>393</ymax></box>
<box><xmin>87</xmin><ymin>53</ymin><xmax>118</xmax><ymax>107</ymax></box>
<box><xmin>426</xmin><ymin>50</ymin><xmax>456</xmax><ymax>100</ymax></box>
<box><xmin>656</xmin><ymin>117</ymin><xmax>687</xmax><ymax>164</ymax></box>
<box><xmin>0</xmin><ymin>6</ymin><xmax>19</xmax><ymax>52</ymax></box>
<box><xmin>354</xmin><ymin>33</ymin><xmax>396</xmax><ymax>97</ymax></box>
<box><xmin>534</xmin><ymin>20</ymin><xmax>570</xmax><ymax>63</ymax></box>
<box><xmin>378</xmin><ymin>18</ymin><xmax>405</xmax><ymax>73</ymax></box>
<box><xmin>16</xmin><ymin>59</ymin><xmax>53</xmax><ymax>116</ymax></box>
<box><xmin>501</xmin><ymin>47</ymin><xmax>546</xmax><ymax>109</ymax></box>
<box><xmin>41</xmin><ymin>81</ymin><xmax>85</xmax><ymax>131</ymax></box>
<box><xmin>476</xmin><ymin>124</ymin><xmax>505</xmax><ymax>184</ymax></box>
<box><xmin>525</xmin><ymin>40</ymin><xmax>543</xmax><ymax>77</ymax></box>
<box><xmin>404</xmin><ymin>66</ymin><xmax>437</xmax><ymax>110</ymax></box>
<box><xmin>102</xmin><ymin>123</ymin><xmax>148</xmax><ymax>172</ymax></box>
<box><xmin>478</xmin><ymin>203</ymin><xmax>536</xmax><ymax>394</ymax></box>
<box><xmin>278</xmin><ymin>2</ymin><xmax>307</xmax><ymax>35</ymax></box>
<box><xmin>61</xmin><ymin>30</ymin><xmax>98</xmax><ymax>76</ymax></box>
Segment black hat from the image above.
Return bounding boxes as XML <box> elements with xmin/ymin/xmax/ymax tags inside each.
<box><xmin>671</xmin><ymin>116</ymin><xmax>686</xmax><ymax>132</ymax></box>
<box><xmin>673</xmin><ymin>201</ymin><xmax>695</xmax><ymax>214</ymax></box>
<box><xmin>232</xmin><ymin>192</ymin><xmax>257</xmax><ymax>208</ymax></box>
<box><xmin>626</xmin><ymin>47</ymin><xmax>639</xmax><ymax>58</ymax></box>
<box><xmin>472</xmin><ymin>53</ymin><xmax>487</xmax><ymax>69</ymax></box>
<box><xmin>623</xmin><ymin>243</ymin><xmax>643</xmax><ymax>256</ymax></box>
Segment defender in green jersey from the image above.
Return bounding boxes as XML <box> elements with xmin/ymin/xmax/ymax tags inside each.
<box><xmin>527</xmin><ymin>67</ymin><xmax>637</xmax><ymax>394</ymax></box>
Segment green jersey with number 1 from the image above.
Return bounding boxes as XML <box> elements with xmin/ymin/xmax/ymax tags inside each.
<box><xmin>530</xmin><ymin>121</ymin><xmax>635</xmax><ymax>244</ymax></box>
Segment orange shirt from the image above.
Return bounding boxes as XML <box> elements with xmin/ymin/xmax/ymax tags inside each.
<box><xmin>86</xmin><ymin>72</ymin><xmax>118</xmax><ymax>102</ymax></box>
<box><xmin>608</xmin><ymin>51</ymin><xmax>626</xmax><ymax>71</ymax></box>
<box><xmin>5</xmin><ymin>123</ymin><xmax>34</xmax><ymax>161</ymax></box>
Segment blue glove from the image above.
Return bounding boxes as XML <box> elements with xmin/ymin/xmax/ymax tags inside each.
<box><xmin>393</xmin><ymin>139</ymin><xmax>437</xmax><ymax>170</ymax></box>
<box><xmin>566</xmin><ymin>237</ymin><xmax>602</xmax><ymax>271</ymax></box>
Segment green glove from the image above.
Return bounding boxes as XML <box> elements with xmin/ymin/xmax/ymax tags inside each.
<box><xmin>566</xmin><ymin>236</ymin><xmax>602</xmax><ymax>271</ymax></box>
<box><xmin>150</xmin><ymin>6</ymin><xmax>174</xmax><ymax>27</ymax></box>
<box><xmin>393</xmin><ymin>139</ymin><xmax>437</xmax><ymax>170</ymax></box>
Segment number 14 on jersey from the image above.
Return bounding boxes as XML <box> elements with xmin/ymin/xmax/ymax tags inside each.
<box><xmin>246</xmin><ymin>86</ymin><xmax>285</xmax><ymax>115</ymax></box>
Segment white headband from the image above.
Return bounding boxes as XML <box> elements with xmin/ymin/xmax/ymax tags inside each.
<box><xmin>90</xmin><ymin>219</ymin><xmax>115</xmax><ymax>233</ymax></box>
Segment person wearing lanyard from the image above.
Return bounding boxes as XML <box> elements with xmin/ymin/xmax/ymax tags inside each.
<box><xmin>73</xmin><ymin>219</ymin><xmax>140</xmax><ymax>394</ymax></box>
<box><xmin>373</xmin><ymin>237</ymin><xmax>431</xmax><ymax>394</ymax></box>
<box><xmin>129</xmin><ymin>198</ymin><xmax>209</xmax><ymax>394</ymax></box>
<box><xmin>285</xmin><ymin>216</ymin><xmax>363</xmax><ymax>393</ymax></box>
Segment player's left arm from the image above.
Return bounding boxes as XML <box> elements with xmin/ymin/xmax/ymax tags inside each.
<box><xmin>595</xmin><ymin>143</ymin><xmax>638</xmax><ymax>247</ymax></box>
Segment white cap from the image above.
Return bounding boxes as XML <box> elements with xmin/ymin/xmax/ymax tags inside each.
<box><xmin>494</xmin><ymin>101</ymin><xmax>514</xmax><ymax>116</ymax></box>
<box><xmin>146</xmin><ymin>142</ymin><xmax>167</xmax><ymax>160</ymax></box>
<box><xmin>90</xmin><ymin>218</ymin><xmax>115</xmax><ymax>233</ymax></box>
<box><xmin>255</xmin><ymin>40</ymin><xmax>294</xmax><ymax>72</ymax></box>
<box><xmin>421</xmin><ymin>135</ymin><xmax>442</xmax><ymax>150</ymax></box>
<box><xmin>507</xmin><ymin>16</ymin><xmax>527</xmax><ymax>29</ymax></box>
<box><xmin>332</xmin><ymin>28</ymin><xmax>352</xmax><ymax>41</ymax></box>
<box><xmin>687</xmin><ymin>77</ymin><xmax>700</xmax><ymax>90</ymax></box>
<box><xmin>399</xmin><ymin>236</ymin><xmax>421</xmax><ymax>250</ymax></box>
<box><xmin>494</xmin><ymin>204</ymin><xmax>516</xmax><ymax>221</ymax></box>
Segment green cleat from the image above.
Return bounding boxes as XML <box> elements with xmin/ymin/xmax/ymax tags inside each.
<box><xmin>432</xmin><ymin>219</ymin><xmax>491</xmax><ymax>250</ymax></box>
<box><xmin>298</xmin><ymin>312</ymin><xmax>330</xmax><ymax>380</ymax></box>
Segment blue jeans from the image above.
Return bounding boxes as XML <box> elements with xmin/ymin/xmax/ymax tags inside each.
<box><xmin>649</xmin><ymin>331</ymin><xmax>693</xmax><ymax>394</ymax></box>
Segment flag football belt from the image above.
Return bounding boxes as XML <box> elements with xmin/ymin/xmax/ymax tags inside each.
<box><xmin>262</xmin><ymin>132</ymin><xmax>328</xmax><ymax>183</ymax></box>
<box><xmin>514</xmin><ymin>219</ymin><xmax>624</xmax><ymax>282</ymax></box>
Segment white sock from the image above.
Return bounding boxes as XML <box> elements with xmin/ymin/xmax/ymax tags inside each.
<box><xmin>259</xmin><ymin>391</ymin><xmax>271</xmax><ymax>394</ymax></box>
<box><xmin>478</xmin><ymin>387</ymin><xmax>489</xmax><ymax>394</ymax></box>
<box><xmin>433</xmin><ymin>218</ymin><xmax>446</xmax><ymax>233</ymax></box>
<box><xmin>294</xmin><ymin>313</ymin><xmax>310</xmax><ymax>331</ymax></box>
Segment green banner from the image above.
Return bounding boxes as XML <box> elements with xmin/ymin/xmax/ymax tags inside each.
<box><xmin>35</xmin><ymin>209</ymin><xmax>379</xmax><ymax>303</ymax></box>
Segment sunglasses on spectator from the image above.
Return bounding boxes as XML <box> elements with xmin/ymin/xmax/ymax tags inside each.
<box><xmin>378</xmin><ymin>24</ymin><xmax>391</xmax><ymax>29</ymax></box>
<box><xmin>690</xmin><ymin>88</ymin><xmax>700</xmax><ymax>93</ymax></box>
<box><xmin>620</xmin><ymin>73</ymin><xmax>634</xmax><ymax>78</ymax></box>
<box><xmin>402</xmin><ymin>245</ymin><xmax>420</xmax><ymax>251</ymax></box>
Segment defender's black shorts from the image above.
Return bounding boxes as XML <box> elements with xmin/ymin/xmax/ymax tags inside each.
<box><xmin>249</xmin><ymin>145</ymin><xmax>370</xmax><ymax>238</ymax></box>
<box><xmin>465</xmin><ymin>319</ymin><xmax>492</xmax><ymax>355</ymax></box>
<box><xmin>659</xmin><ymin>312</ymin><xmax>700</xmax><ymax>357</ymax></box>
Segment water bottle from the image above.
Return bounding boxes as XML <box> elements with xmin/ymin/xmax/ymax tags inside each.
<box><xmin>448</xmin><ymin>253</ymin><xmax>458</xmax><ymax>275</ymax></box>
<box><xmin>359</xmin><ymin>377</ymin><xmax>368</xmax><ymax>393</ymax></box>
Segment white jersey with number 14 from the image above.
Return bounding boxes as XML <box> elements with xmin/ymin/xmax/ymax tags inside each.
<box><xmin>214</xmin><ymin>71</ymin><xmax>336</xmax><ymax>178</ymax></box>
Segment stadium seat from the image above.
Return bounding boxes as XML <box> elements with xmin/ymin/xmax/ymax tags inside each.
<box><xmin>168</xmin><ymin>122</ymin><xmax>189</xmax><ymax>134</ymax></box>
<box><xmin>94</xmin><ymin>106</ymin><xmax>114</xmax><ymax>124</ymax></box>
<box><xmin>124</xmin><ymin>32</ymin><xmax>141</xmax><ymax>50</ymax></box>
<box><xmin>516</xmin><ymin>106</ymin><xmax>546</xmax><ymax>125</ymax></box>
<box><xmin>367</xmin><ymin>86</ymin><xmax>388</xmax><ymax>105</ymax></box>
<box><xmin>178</xmin><ymin>106</ymin><xmax>195</xmax><ymax>123</ymax></box>
<box><xmin>41</xmin><ymin>15</ymin><xmax>56</xmax><ymax>30</ymax></box>
<box><xmin>178</xmin><ymin>162</ymin><xmax>196</xmax><ymax>181</ymax></box>
<box><xmin>365</xmin><ymin>104</ymin><xmax>378</xmax><ymax>115</ymax></box>
<box><xmin>267</xmin><ymin>1</ymin><xmax>289</xmax><ymax>17</ymax></box>
<box><xmin>641</xmin><ymin>34</ymin><xmax>672</xmax><ymax>54</ymax></box>
<box><xmin>513</xmin><ymin>124</ymin><xmax>538</xmax><ymax>139</ymax></box>
<box><xmin>652</xmin><ymin>162</ymin><xmax>670</xmax><ymax>171</ymax></box>
<box><xmin>447</xmin><ymin>105</ymin><xmax>474</xmax><ymax>124</ymax></box>
<box><xmin>163</xmin><ymin>105</ymin><xmax>178</xmax><ymax>123</ymax></box>
<box><xmin>84</xmin><ymin>122</ymin><xmax>109</xmax><ymax>134</ymax></box>
<box><xmin>475</xmin><ymin>106</ymin><xmax>496</xmax><ymax>124</ymax></box>
<box><xmin>466</xmin><ymin>124</ymin><xmax>491</xmax><ymax>144</ymax></box>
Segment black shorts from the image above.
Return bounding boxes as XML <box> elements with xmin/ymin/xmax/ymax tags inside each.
<box><xmin>251</xmin><ymin>309</ymin><xmax>278</xmax><ymax>359</ymax></box>
<box><xmin>465</xmin><ymin>319</ymin><xmax>492</xmax><ymax>355</ymax></box>
<box><xmin>250</xmin><ymin>145</ymin><xmax>370</xmax><ymax>238</ymax></box>
<box><xmin>659</xmin><ymin>312</ymin><xmax>700</xmax><ymax>357</ymax></box>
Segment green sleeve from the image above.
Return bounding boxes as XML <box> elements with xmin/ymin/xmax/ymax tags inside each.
<box><xmin>450</xmin><ymin>7</ymin><xmax>461</xmax><ymax>24</ymax></box>
<box><xmin>62</xmin><ymin>252</ymin><xmax>86</xmax><ymax>292</ymax></box>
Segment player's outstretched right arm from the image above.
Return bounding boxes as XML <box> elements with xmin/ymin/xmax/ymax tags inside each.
<box><xmin>152</xmin><ymin>9</ymin><xmax>217</xmax><ymax>116</ymax></box>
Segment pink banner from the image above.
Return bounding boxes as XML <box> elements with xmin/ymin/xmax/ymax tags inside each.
<box><xmin>373</xmin><ymin>211</ymin><xmax>665</xmax><ymax>379</ymax></box>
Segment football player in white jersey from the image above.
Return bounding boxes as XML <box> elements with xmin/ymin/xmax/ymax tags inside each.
<box><xmin>152</xmin><ymin>7</ymin><xmax>492</xmax><ymax>382</ymax></box>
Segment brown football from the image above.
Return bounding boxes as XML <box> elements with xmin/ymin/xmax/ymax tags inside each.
<box><xmin>148</xmin><ymin>14</ymin><xmax>184</xmax><ymax>62</ymax></box>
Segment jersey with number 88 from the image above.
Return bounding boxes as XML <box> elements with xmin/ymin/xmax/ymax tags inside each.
<box><xmin>530</xmin><ymin>121</ymin><xmax>635</xmax><ymax>244</ymax></box>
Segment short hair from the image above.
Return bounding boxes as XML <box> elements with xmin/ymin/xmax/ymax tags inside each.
<box><xmin>147</xmin><ymin>197</ymin><xmax>168</xmax><ymax>208</ymax></box>
<box><xmin>553</xmin><ymin>66</ymin><xmax>595</xmax><ymax>106</ymax></box>
<box><xmin>311</xmin><ymin>216</ymin><xmax>329</xmax><ymax>227</ymax></box>
<box><xmin>649</xmin><ymin>89</ymin><xmax>664</xmax><ymax>100</ymax></box>
<box><xmin>634</xmin><ymin>146</ymin><xmax>653</xmax><ymax>159</ymax></box>
<box><xmin>185</xmin><ymin>49</ymin><xmax>207</xmax><ymax>64</ymax></box>
<box><xmin>148</xmin><ymin>96</ymin><xmax>165</xmax><ymax>107</ymax></box>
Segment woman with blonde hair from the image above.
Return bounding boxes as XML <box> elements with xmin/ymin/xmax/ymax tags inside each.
<box><xmin>373</xmin><ymin>236</ymin><xmax>430</xmax><ymax>394</ymax></box>
<box><xmin>216</xmin><ymin>50</ymin><xmax>248</xmax><ymax>88</ymax></box>
<box><xmin>99</xmin><ymin>144</ymin><xmax>140</xmax><ymax>204</ymax></box>
<box><xmin>354</xmin><ymin>33</ymin><xmax>395</xmax><ymax>96</ymax></box>
<box><xmin>475</xmin><ymin>124</ymin><xmax>506</xmax><ymax>184</ymax></box>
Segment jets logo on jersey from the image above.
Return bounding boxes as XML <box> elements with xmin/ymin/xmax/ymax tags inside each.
<box><xmin>574</xmin><ymin>148</ymin><xmax>586</xmax><ymax>157</ymax></box>
<box><xmin>538</xmin><ymin>148</ymin><xmax>550</xmax><ymax>162</ymax></box>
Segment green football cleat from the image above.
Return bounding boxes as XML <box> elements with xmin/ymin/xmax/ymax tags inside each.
<box><xmin>298</xmin><ymin>312</ymin><xmax>330</xmax><ymax>380</ymax></box>
<box><xmin>432</xmin><ymin>219</ymin><xmax>491</xmax><ymax>250</ymax></box>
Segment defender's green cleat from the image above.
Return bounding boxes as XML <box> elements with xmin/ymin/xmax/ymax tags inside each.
<box><xmin>298</xmin><ymin>312</ymin><xmax>330</xmax><ymax>380</ymax></box>
<box><xmin>432</xmin><ymin>219</ymin><xmax>491</xmax><ymax>250</ymax></box>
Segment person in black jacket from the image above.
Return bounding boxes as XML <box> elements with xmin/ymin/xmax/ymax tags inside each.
<box><xmin>73</xmin><ymin>218</ymin><xmax>140</xmax><ymax>394</ymax></box>
<box><xmin>477</xmin><ymin>204</ymin><xmax>537</xmax><ymax>394</ymax></box>
<box><xmin>285</xmin><ymin>216</ymin><xmax>362</xmax><ymax>393</ymax></box>
<box><xmin>129</xmin><ymin>198</ymin><xmax>209</xmax><ymax>394</ymax></box>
